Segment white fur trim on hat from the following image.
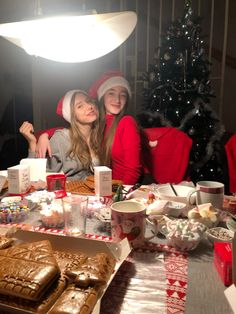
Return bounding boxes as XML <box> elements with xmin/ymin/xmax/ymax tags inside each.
<box><xmin>97</xmin><ymin>77</ymin><xmax>132</xmax><ymax>101</ymax></box>
<box><xmin>62</xmin><ymin>89</ymin><xmax>87</xmax><ymax>123</ymax></box>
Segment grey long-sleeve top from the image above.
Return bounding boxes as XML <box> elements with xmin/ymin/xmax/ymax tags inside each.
<box><xmin>29</xmin><ymin>128</ymin><xmax>99</xmax><ymax>180</ymax></box>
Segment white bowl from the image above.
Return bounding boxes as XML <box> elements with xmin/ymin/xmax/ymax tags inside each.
<box><xmin>226</xmin><ymin>217</ymin><xmax>236</xmax><ymax>232</ymax></box>
<box><xmin>206</xmin><ymin>227</ymin><xmax>234</xmax><ymax>243</ymax></box>
<box><xmin>156</xmin><ymin>184</ymin><xmax>196</xmax><ymax>205</ymax></box>
<box><xmin>165</xmin><ymin>201</ymin><xmax>186</xmax><ymax>217</ymax></box>
<box><xmin>166</xmin><ymin>235</ymin><xmax>201</xmax><ymax>251</ymax></box>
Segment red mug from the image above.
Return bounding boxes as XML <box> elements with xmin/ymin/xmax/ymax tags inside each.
<box><xmin>46</xmin><ymin>174</ymin><xmax>66</xmax><ymax>192</ymax></box>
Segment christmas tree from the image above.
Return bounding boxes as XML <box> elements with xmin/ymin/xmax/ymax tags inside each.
<box><xmin>138</xmin><ymin>0</ymin><xmax>227</xmax><ymax>186</ymax></box>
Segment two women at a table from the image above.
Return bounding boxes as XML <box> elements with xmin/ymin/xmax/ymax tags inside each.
<box><xmin>20</xmin><ymin>71</ymin><xmax>143</xmax><ymax>185</ymax></box>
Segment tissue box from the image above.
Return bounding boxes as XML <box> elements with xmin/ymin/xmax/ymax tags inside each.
<box><xmin>94</xmin><ymin>166</ymin><xmax>112</xmax><ymax>197</ymax></box>
<box><xmin>7</xmin><ymin>164</ymin><xmax>30</xmax><ymax>195</ymax></box>
<box><xmin>214</xmin><ymin>242</ymin><xmax>232</xmax><ymax>286</ymax></box>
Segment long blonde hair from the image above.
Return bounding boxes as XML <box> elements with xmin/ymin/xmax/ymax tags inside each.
<box><xmin>68</xmin><ymin>91</ymin><xmax>99</xmax><ymax>170</ymax></box>
<box><xmin>98</xmin><ymin>95</ymin><xmax>130</xmax><ymax>167</ymax></box>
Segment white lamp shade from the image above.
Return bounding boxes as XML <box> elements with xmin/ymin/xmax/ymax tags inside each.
<box><xmin>0</xmin><ymin>11</ymin><xmax>137</xmax><ymax>63</ymax></box>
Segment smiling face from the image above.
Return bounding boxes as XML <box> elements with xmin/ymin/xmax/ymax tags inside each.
<box><xmin>103</xmin><ymin>86</ymin><xmax>128</xmax><ymax>115</ymax></box>
<box><xmin>73</xmin><ymin>92</ymin><xmax>98</xmax><ymax>125</ymax></box>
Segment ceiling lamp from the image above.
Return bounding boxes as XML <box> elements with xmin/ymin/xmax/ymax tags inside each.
<box><xmin>0</xmin><ymin>11</ymin><xmax>137</xmax><ymax>63</ymax></box>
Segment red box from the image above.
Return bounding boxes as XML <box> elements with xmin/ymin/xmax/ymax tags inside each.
<box><xmin>214</xmin><ymin>242</ymin><xmax>232</xmax><ymax>286</ymax></box>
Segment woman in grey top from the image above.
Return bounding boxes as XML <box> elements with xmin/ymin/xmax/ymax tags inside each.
<box><xmin>19</xmin><ymin>90</ymin><xmax>100</xmax><ymax>180</ymax></box>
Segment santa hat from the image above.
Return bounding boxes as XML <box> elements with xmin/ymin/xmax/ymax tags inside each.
<box><xmin>88</xmin><ymin>70</ymin><xmax>132</xmax><ymax>101</ymax></box>
<box><xmin>56</xmin><ymin>89</ymin><xmax>88</xmax><ymax>123</ymax></box>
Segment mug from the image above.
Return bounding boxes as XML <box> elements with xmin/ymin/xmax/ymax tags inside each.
<box><xmin>189</xmin><ymin>181</ymin><xmax>224</xmax><ymax>209</ymax></box>
<box><xmin>111</xmin><ymin>200</ymin><xmax>156</xmax><ymax>247</ymax></box>
<box><xmin>46</xmin><ymin>174</ymin><xmax>66</xmax><ymax>192</ymax></box>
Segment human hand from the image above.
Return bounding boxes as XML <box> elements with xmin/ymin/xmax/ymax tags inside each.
<box><xmin>19</xmin><ymin>121</ymin><xmax>37</xmax><ymax>152</ymax></box>
<box><xmin>36</xmin><ymin>133</ymin><xmax>52</xmax><ymax>158</ymax></box>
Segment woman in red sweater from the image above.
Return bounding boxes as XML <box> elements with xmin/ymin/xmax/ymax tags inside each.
<box><xmin>36</xmin><ymin>71</ymin><xmax>142</xmax><ymax>185</ymax></box>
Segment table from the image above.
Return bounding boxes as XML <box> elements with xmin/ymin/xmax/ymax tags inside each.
<box><xmin>87</xmin><ymin>217</ymin><xmax>234</xmax><ymax>314</ymax></box>
<box><xmin>0</xmin><ymin>192</ymin><xmax>234</xmax><ymax>314</ymax></box>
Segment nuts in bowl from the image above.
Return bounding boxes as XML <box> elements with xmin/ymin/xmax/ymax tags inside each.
<box><xmin>206</xmin><ymin>227</ymin><xmax>234</xmax><ymax>243</ymax></box>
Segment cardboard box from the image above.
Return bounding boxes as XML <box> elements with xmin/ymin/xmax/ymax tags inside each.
<box><xmin>20</xmin><ymin>158</ymin><xmax>47</xmax><ymax>182</ymax></box>
<box><xmin>7</xmin><ymin>164</ymin><xmax>30</xmax><ymax>195</ymax></box>
<box><xmin>214</xmin><ymin>242</ymin><xmax>232</xmax><ymax>286</ymax></box>
<box><xmin>94</xmin><ymin>166</ymin><xmax>112</xmax><ymax>197</ymax></box>
<box><xmin>0</xmin><ymin>228</ymin><xmax>131</xmax><ymax>314</ymax></box>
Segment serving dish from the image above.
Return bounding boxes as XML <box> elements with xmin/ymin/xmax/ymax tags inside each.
<box><xmin>206</xmin><ymin>227</ymin><xmax>234</xmax><ymax>243</ymax></box>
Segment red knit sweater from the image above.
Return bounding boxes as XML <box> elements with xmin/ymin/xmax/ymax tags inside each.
<box><xmin>105</xmin><ymin>114</ymin><xmax>142</xmax><ymax>185</ymax></box>
<box><xmin>40</xmin><ymin>115</ymin><xmax>142</xmax><ymax>185</ymax></box>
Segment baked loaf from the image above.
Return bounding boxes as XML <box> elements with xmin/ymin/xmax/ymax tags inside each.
<box><xmin>65</xmin><ymin>252</ymin><xmax>116</xmax><ymax>288</ymax></box>
<box><xmin>0</xmin><ymin>240</ymin><xmax>60</xmax><ymax>301</ymax></box>
<box><xmin>48</xmin><ymin>284</ymin><xmax>99</xmax><ymax>314</ymax></box>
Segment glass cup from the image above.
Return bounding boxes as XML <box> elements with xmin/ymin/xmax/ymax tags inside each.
<box><xmin>62</xmin><ymin>195</ymin><xmax>88</xmax><ymax>237</ymax></box>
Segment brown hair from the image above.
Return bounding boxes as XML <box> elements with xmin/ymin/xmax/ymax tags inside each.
<box><xmin>68</xmin><ymin>91</ymin><xmax>99</xmax><ymax>170</ymax></box>
<box><xmin>98</xmin><ymin>94</ymin><xmax>130</xmax><ymax>167</ymax></box>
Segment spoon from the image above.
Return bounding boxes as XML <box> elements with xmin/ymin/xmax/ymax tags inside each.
<box><xmin>170</xmin><ymin>183</ymin><xmax>178</xmax><ymax>196</ymax></box>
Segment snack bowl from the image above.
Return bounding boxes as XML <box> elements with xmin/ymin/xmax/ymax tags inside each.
<box><xmin>165</xmin><ymin>219</ymin><xmax>206</xmax><ymax>251</ymax></box>
<box><xmin>205</xmin><ymin>227</ymin><xmax>234</xmax><ymax>243</ymax></box>
<box><xmin>226</xmin><ymin>216</ymin><xmax>236</xmax><ymax>232</ymax></box>
<box><xmin>147</xmin><ymin>214</ymin><xmax>173</xmax><ymax>236</ymax></box>
<box><xmin>165</xmin><ymin>201</ymin><xmax>186</xmax><ymax>217</ymax></box>
<box><xmin>40</xmin><ymin>199</ymin><xmax>64</xmax><ymax>228</ymax></box>
<box><xmin>156</xmin><ymin>184</ymin><xmax>196</xmax><ymax>205</ymax></box>
<box><xmin>166</xmin><ymin>234</ymin><xmax>201</xmax><ymax>251</ymax></box>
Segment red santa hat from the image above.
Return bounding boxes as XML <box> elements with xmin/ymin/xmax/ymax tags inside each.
<box><xmin>56</xmin><ymin>89</ymin><xmax>88</xmax><ymax>123</ymax></box>
<box><xmin>88</xmin><ymin>70</ymin><xmax>132</xmax><ymax>101</ymax></box>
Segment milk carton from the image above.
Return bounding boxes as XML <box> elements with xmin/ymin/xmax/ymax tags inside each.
<box><xmin>7</xmin><ymin>164</ymin><xmax>30</xmax><ymax>195</ymax></box>
<box><xmin>94</xmin><ymin>166</ymin><xmax>112</xmax><ymax>197</ymax></box>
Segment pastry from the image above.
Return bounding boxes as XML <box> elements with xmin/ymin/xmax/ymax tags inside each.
<box><xmin>53</xmin><ymin>250</ymin><xmax>88</xmax><ymax>274</ymax></box>
<box><xmin>48</xmin><ymin>284</ymin><xmax>99</xmax><ymax>314</ymax></box>
<box><xmin>0</xmin><ymin>236</ymin><xmax>14</xmax><ymax>249</ymax></box>
<box><xmin>0</xmin><ymin>274</ymin><xmax>67</xmax><ymax>313</ymax></box>
<box><xmin>65</xmin><ymin>253</ymin><xmax>116</xmax><ymax>288</ymax></box>
<box><xmin>0</xmin><ymin>240</ymin><xmax>60</xmax><ymax>301</ymax></box>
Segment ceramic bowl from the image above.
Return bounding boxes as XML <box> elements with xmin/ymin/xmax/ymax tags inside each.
<box><xmin>156</xmin><ymin>184</ymin><xmax>196</xmax><ymax>205</ymax></box>
<box><xmin>206</xmin><ymin>227</ymin><xmax>234</xmax><ymax>243</ymax></box>
<box><xmin>226</xmin><ymin>216</ymin><xmax>236</xmax><ymax>232</ymax></box>
<box><xmin>166</xmin><ymin>235</ymin><xmax>201</xmax><ymax>251</ymax></box>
